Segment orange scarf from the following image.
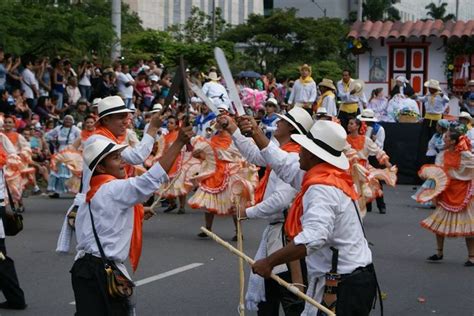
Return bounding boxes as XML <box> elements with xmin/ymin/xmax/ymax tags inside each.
<box><xmin>254</xmin><ymin>141</ymin><xmax>301</xmax><ymax>204</ymax></box>
<box><xmin>443</xmin><ymin>136</ymin><xmax>472</xmax><ymax>171</ymax></box>
<box><xmin>94</xmin><ymin>124</ymin><xmax>126</xmax><ymax>145</ymax></box>
<box><xmin>285</xmin><ymin>163</ymin><xmax>358</xmax><ymax>239</ymax></box>
<box><xmin>81</xmin><ymin>129</ymin><xmax>95</xmax><ymax>141</ymax></box>
<box><xmin>347</xmin><ymin>134</ymin><xmax>366</xmax><ymax>151</ymax></box>
<box><xmin>210</xmin><ymin>131</ymin><xmax>232</xmax><ymax>150</ymax></box>
<box><xmin>86</xmin><ymin>174</ymin><xmax>144</xmax><ymax>272</ymax></box>
<box><xmin>4</xmin><ymin>131</ymin><xmax>19</xmax><ymax>146</ymax></box>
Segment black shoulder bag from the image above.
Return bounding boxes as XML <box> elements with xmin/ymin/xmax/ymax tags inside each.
<box><xmin>88</xmin><ymin>203</ymin><xmax>135</xmax><ymax>299</ymax></box>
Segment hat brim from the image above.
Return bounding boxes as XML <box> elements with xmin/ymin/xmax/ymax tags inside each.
<box><xmin>276</xmin><ymin>113</ymin><xmax>304</xmax><ymax>134</ymax></box>
<box><xmin>88</xmin><ymin>143</ymin><xmax>127</xmax><ymax>173</ymax></box>
<box><xmin>98</xmin><ymin>108</ymin><xmax>134</xmax><ymax>120</ymax></box>
<box><xmin>149</xmin><ymin>108</ymin><xmax>162</xmax><ymax>113</ymax></box>
<box><xmin>357</xmin><ymin>114</ymin><xmax>378</xmax><ymax>122</ymax></box>
<box><xmin>424</xmin><ymin>82</ymin><xmax>442</xmax><ymax>91</ymax></box>
<box><xmin>291</xmin><ymin>134</ymin><xmax>349</xmax><ymax>170</ymax></box>
<box><xmin>318</xmin><ymin>83</ymin><xmax>336</xmax><ymax>90</ymax></box>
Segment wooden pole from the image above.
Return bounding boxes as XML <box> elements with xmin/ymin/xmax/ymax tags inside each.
<box><xmin>236</xmin><ymin>214</ymin><xmax>245</xmax><ymax>315</ymax></box>
<box><xmin>200</xmin><ymin>227</ymin><xmax>336</xmax><ymax>316</ymax></box>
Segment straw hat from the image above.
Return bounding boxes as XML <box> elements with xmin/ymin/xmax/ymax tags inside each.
<box><xmin>424</xmin><ymin>79</ymin><xmax>442</xmax><ymax>91</ymax></box>
<box><xmin>315</xmin><ymin>107</ymin><xmax>328</xmax><ymax>116</ymax></box>
<box><xmin>299</xmin><ymin>64</ymin><xmax>312</xmax><ymax>72</ymax></box>
<box><xmin>459</xmin><ymin>111</ymin><xmax>474</xmax><ymax>123</ymax></box>
<box><xmin>357</xmin><ymin>109</ymin><xmax>378</xmax><ymax>122</ymax></box>
<box><xmin>395</xmin><ymin>76</ymin><xmax>409</xmax><ymax>84</ymax></box>
<box><xmin>217</xmin><ymin>103</ymin><xmax>230</xmax><ymax>112</ymax></box>
<box><xmin>83</xmin><ymin>138</ymin><xmax>127</xmax><ymax>173</ymax></box>
<box><xmin>206</xmin><ymin>71</ymin><xmax>221</xmax><ymax>81</ymax></box>
<box><xmin>191</xmin><ymin>97</ymin><xmax>203</xmax><ymax>103</ymax></box>
<box><xmin>350</xmin><ymin>79</ymin><xmax>365</xmax><ymax>94</ymax></box>
<box><xmin>265</xmin><ymin>97</ymin><xmax>280</xmax><ymax>112</ymax></box>
<box><xmin>91</xmin><ymin>98</ymin><xmax>102</xmax><ymax>107</ymax></box>
<box><xmin>149</xmin><ymin>75</ymin><xmax>159</xmax><ymax>82</ymax></box>
<box><xmin>291</xmin><ymin>120</ymin><xmax>349</xmax><ymax>170</ymax></box>
<box><xmin>149</xmin><ymin>103</ymin><xmax>163</xmax><ymax>113</ymax></box>
<box><xmin>276</xmin><ymin>106</ymin><xmax>313</xmax><ymax>135</ymax></box>
<box><xmin>97</xmin><ymin>96</ymin><xmax>134</xmax><ymax>120</ymax></box>
<box><xmin>318</xmin><ymin>78</ymin><xmax>336</xmax><ymax>90</ymax></box>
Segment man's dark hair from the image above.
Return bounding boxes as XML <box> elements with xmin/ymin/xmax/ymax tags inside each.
<box><xmin>342</xmin><ymin>69</ymin><xmax>352</xmax><ymax>75</ymax></box>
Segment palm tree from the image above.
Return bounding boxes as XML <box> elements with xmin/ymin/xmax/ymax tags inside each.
<box><xmin>425</xmin><ymin>2</ymin><xmax>456</xmax><ymax>21</ymax></box>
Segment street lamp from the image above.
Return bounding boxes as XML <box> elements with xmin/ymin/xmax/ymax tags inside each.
<box><xmin>310</xmin><ymin>0</ymin><xmax>327</xmax><ymax>17</ymax></box>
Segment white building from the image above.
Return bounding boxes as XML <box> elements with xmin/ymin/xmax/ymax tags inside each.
<box><xmin>124</xmin><ymin>0</ymin><xmax>264</xmax><ymax>31</ymax></box>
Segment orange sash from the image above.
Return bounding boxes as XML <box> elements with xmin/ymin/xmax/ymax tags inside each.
<box><xmin>86</xmin><ymin>174</ymin><xmax>144</xmax><ymax>272</ymax></box>
<box><xmin>285</xmin><ymin>163</ymin><xmax>358</xmax><ymax>239</ymax></box>
<box><xmin>94</xmin><ymin>124</ymin><xmax>126</xmax><ymax>144</ymax></box>
<box><xmin>4</xmin><ymin>131</ymin><xmax>19</xmax><ymax>146</ymax></box>
<box><xmin>81</xmin><ymin>129</ymin><xmax>95</xmax><ymax>141</ymax></box>
<box><xmin>254</xmin><ymin>141</ymin><xmax>301</xmax><ymax>204</ymax></box>
<box><xmin>199</xmin><ymin>133</ymin><xmax>233</xmax><ymax>192</ymax></box>
<box><xmin>347</xmin><ymin>134</ymin><xmax>365</xmax><ymax>151</ymax></box>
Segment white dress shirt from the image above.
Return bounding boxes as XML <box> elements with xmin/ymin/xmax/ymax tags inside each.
<box><xmin>74</xmin><ymin>163</ymin><xmax>168</xmax><ymax>277</ymax></box>
<box><xmin>202</xmin><ymin>81</ymin><xmax>231</xmax><ymax>107</ymax></box>
<box><xmin>260</xmin><ymin>142</ymin><xmax>372</xmax><ymax>313</ymax></box>
<box><xmin>366</xmin><ymin>124</ymin><xmax>385</xmax><ymax>149</ymax></box>
<box><xmin>321</xmin><ymin>94</ymin><xmax>337</xmax><ymax>117</ymax></box>
<box><xmin>288</xmin><ymin>79</ymin><xmax>317</xmax><ymax>105</ymax></box>
<box><xmin>336</xmin><ymin>79</ymin><xmax>354</xmax><ymax>101</ymax></box>
<box><xmin>418</xmin><ymin>93</ymin><xmax>450</xmax><ymax>114</ymax></box>
<box><xmin>21</xmin><ymin>68</ymin><xmax>39</xmax><ymax>99</ymax></box>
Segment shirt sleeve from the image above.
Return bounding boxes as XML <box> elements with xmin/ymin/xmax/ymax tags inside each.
<box><xmin>246</xmin><ymin>174</ymin><xmax>297</xmax><ymax>219</ymax></box>
<box><xmin>309</xmin><ymin>82</ymin><xmax>317</xmax><ymax>103</ymax></box>
<box><xmin>120</xmin><ymin>133</ymin><xmax>155</xmax><ymax>165</ymax></box>
<box><xmin>260</xmin><ymin>141</ymin><xmax>304</xmax><ymax>190</ymax></box>
<box><xmin>288</xmin><ymin>86</ymin><xmax>295</xmax><ymax>104</ymax></box>
<box><xmin>293</xmin><ymin>185</ymin><xmax>337</xmax><ymax>255</ymax></box>
<box><xmin>102</xmin><ymin>162</ymin><xmax>169</xmax><ymax>208</ymax></box>
<box><xmin>231</xmin><ymin>129</ymin><xmax>267</xmax><ymax>166</ymax></box>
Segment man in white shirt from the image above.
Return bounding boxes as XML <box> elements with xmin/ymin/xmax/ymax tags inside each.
<box><xmin>287</xmin><ymin>64</ymin><xmax>317</xmax><ymax>111</ymax></box>
<box><xmin>220</xmin><ymin>106</ymin><xmax>313</xmax><ymax>314</ymax></box>
<box><xmin>21</xmin><ymin>57</ymin><xmax>39</xmax><ymax>109</ymax></box>
<box><xmin>316</xmin><ymin>79</ymin><xmax>337</xmax><ymax>117</ymax></box>
<box><xmin>56</xmin><ymin>96</ymin><xmax>162</xmax><ymax>253</ymax></box>
<box><xmin>236</xmin><ymin>118</ymin><xmax>377</xmax><ymax>316</ymax></box>
<box><xmin>202</xmin><ymin>72</ymin><xmax>231</xmax><ymax>109</ymax></box>
<box><xmin>72</xmin><ymin>127</ymin><xmax>193</xmax><ymax>315</ymax></box>
<box><xmin>115</xmin><ymin>63</ymin><xmax>135</xmax><ymax>110</ymax></box>
<box><xmin>0</xmin><ymin>133</ymin><xmax>26</xmax><ymax>311</ymax></box>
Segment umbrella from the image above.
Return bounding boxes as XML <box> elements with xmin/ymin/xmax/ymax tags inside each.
<box><xmin>238</xmin><ymin>70</ymin><xmax>261</xmax><ymax>78</ymax></box>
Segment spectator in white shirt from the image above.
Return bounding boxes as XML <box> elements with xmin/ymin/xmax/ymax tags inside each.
<box><xmin>115</xmin><ymin>63</ymin><xmax>135</xmax><ymax>110</ymax></box>
<box><xmin>202</xmin><ymin>72</ymin><xmax>230</xmax><ymax>109</ymax></box>
<box><xmin>77</xmin><ymin>59</ymin><xmax>93</xmax><ymax>101</ymax></box>
<box><xmin>21</xmin><ymin>57</ymin><xmax>39</xmax><ymax>109</ymax></box>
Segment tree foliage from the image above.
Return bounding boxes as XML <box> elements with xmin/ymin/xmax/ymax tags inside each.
<box><xmin>0</xmin><ymin>0</ymin><xmax>142</xmax><ymax>62</ymax></box>
<box><xmin>219</xmin><ymin>9</ymin><xmax>352</xmax><ymax>77</ymax></box>
<box><xmin>425</xmin><ymin>2</ymin><xmax>456</xmax><ymax>21</ymax></box>
<box><xmin>363</xmin><ymin>0</ymin><xmax>400</xmax><ymax>21</ymax></box>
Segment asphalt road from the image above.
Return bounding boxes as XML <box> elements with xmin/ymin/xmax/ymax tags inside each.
<box><xmin>2</xmin><ymin>185</ymin><xmax>474</xmax><ymax>316</ymax></box>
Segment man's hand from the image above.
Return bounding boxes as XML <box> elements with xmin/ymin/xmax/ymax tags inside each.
<box><xmin>217</xmin><ymin>115</ymin><xmax>237</xmax><ymax>133</ymax></box>
<box><xmin>237</xmin><ymin>115</ymin><xmax>258</xmax><ymax>135</ymax></box>
<box><xmin>146</xmin><ymin>113</ymin><xmax>163</xmax><ymax>136</ymax></box>
<box><xmin>177</xmin><ymin>125</ymin><xmax>194</xmax><ymax>144</ymax></box>
<box><xmin>238</xmin><ymin>207</ymin><xmax>247</xmax><ymax>220</ymax></box>
<box><xmin>252</xmin><ymin>258</ymin><xmax>273</xmax><ymax>279</ymax></box>
<box><xmin>144</xmin><ymin>207</ymin><xmax>156</xmax><ymax>220</ymax></box>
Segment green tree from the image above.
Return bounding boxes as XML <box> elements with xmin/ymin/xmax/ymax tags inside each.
<box><xmin>363</xmin><ymin>0</ymin><xmax>400</xmax><ymax>21</ymax></box>
<box><xmin>425</xmin><ymin>2</ymin><xmax>456</xmax><ymax>21</ymax></box>
<box><xmin>167</xmin><ymin>6</ymin><xmax>228</xmax><ymax>43</ymax></box>
<box><xmin>220</xmin><ymin>9</ymin><xmax>351</xmax><ymax>76</ymax></box>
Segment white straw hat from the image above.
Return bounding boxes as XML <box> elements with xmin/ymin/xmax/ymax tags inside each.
<box><xmin>315</xmin><ymin>107</ymin><xmax>328</xmax><ymax>116</ymax></box>
<box><xmin>83</xmin><ymin>138</ymin><xmax>127</xmax><ymax>173</ymax></box>
<box><xmin>357</xmin><ymin>109</ymin><xmax>378</xmax><ymax>122</ymax></box>
<box><xmin>217</xmin><ymin>103</ymin><xmax>230</xmax><ymax>112</ymax></box>
<box><xmin>92</xmin><ymin>98</ymin><xmax>102</xmax><ymax>107</ymax></box>
<box><xmin>291</xmin><ymin>120</ymin><xmax>349</xmax><ymax>170</ymax></box>
<box><xmin>424</xmin><ymin>79</ymin><xmax>442</xmax><ymax>91</ymax></box>
<box><xmin>318</xmin><ymin>78</ymin><xmax>336</xmax><ymax>90</ymax></box>
<box><xmin>97</xmin><ymin>96</ymin><xmax>134</xmax><ymax>119</ymax></box>
<box><xmin>276</xmin><ymin>106</ymin><xmax>313</xmax><ymax>135</ymax></box>
<box><xmin>459</xmin><ymin>111</ymin><xmax>473</xmax><ymax>123</ymax></box>
<box><xmin>206</xmin><ymin>72</ymin><xmax>221</xmax><ymax>81</ymax></box>
<box><xmin>191</xmin><ymin>97</ymin><xmax>203</xmax><ymax>103</ymax></box>
<box><xmin>149</xmin><ymin>103</ymin><xmax>163</xmax><ymax>113</ymax></box>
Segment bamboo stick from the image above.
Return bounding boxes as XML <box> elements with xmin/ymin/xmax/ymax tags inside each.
<box><xmin>236</xmin><ymin>217</ymin><xmax>245</xmax><ymax>316</ymax></box>
<box><xmin>200</xmin><ymin>227</ymin><xmax>336</xmax><ymax>316</ymax></box>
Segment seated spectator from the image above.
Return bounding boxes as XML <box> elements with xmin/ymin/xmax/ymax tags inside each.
<box><xmin>367</xmin><ymin>88</ymin><xmax>389</xmax><ymax>121</ymax></box>
<box><xmin>35</xmin><ymin>96</ymin><xmax>59</xmax><ymax>122</ymax></box>
<box><xmin>0</xmin><ymin>89</ymin><xmax>15</xmax><ymax>115</ymax></box>
<box><xmin>70</xmin><ymin>98</ymin><xmax>89</xmax><ymax>124</ymax></box>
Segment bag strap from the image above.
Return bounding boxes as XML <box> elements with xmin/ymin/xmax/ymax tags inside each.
<box><xmin>88</xmin><ymin>202</ymin><xmax>110</xmax><ymax>268</ymax></box>
<box><xmin>5</xmin><ymin>179</ymin><xmax>17</xmax><ymax>214</ymax></box>
<box><xmin>352</xmin><ymin>201</ymin><xmax>384</xmax><ymax>316</ymax></box>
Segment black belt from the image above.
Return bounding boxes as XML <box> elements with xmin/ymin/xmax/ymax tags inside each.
<box><xmin>269</xmin><ymin>220</ymin><xmax>284</xmax><ymax>226</ymax></box>
<box><xmin>82</xmin><ymin>253</ymin><xmax>104</xmax><ymax>264</ymax></box>
<box><xmin>340</xmin><ymin>263</ymin><xmax>374</xmax><ymax>279</ymax></box>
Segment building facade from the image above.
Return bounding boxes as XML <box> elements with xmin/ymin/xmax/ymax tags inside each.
<box><xmin>124</xmin><ymin>0</ymin><xmax>263</xmax><ymax>31</ymax></box>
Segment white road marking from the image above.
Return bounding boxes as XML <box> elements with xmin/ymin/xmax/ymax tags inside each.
<box><xmin>69</xmin><ymin>262</ymin><xmax>204</xmax><ymax>305</ymax></box>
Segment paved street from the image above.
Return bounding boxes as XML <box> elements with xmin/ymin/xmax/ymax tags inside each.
<box><xmin>2</xmin><ymin>185</ymin><xmax>474</xmax><ymax>316</ymax></box>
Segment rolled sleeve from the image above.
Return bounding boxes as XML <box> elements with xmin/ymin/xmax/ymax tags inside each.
<box><xmin>293</xmin><ymin>185</ymin><xmax>337</xmax><ymax>256</ymax></box>
<box><xmin>261</xmin><ymin>142</ymin><xmax>303</xmax><ymax>190</ymax></box>
<box><xmin>121</xmin><ymin>133</ymin><xmax>155</xmax><ymax>165</ymax></box>
<box><xmin>231</xmin><ymin>129</ymin><xmax>266</xmax><ymax>166</ymax></box>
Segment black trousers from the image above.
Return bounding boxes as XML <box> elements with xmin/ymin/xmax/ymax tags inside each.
<box><xmin>319</xmin><ymin>265</ymin><xmax>377</xmax><ymax>316</ymax></box>
<box><xmin>0</xmin><ymin>239</ymin><xmax>26</xmax><ymax>307</ymax></box>
<box><xmin>367</xmin><ymin>157</ymin><xmax>386</xmax><ymax>212</ymax></box>
<box><xmin>71</xmin><ymin>254</ymin><xmax>130</xmax><ymax>316</ymax></box>
<box><xmin>257</xmin><ymin>270</ymin><xmax>305</xmax><ymax>316</ymax></box>
<box><xmin>418</xmin><ymin>118</ymin><xmax>439</xmax><ymax>168</ymax></box>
